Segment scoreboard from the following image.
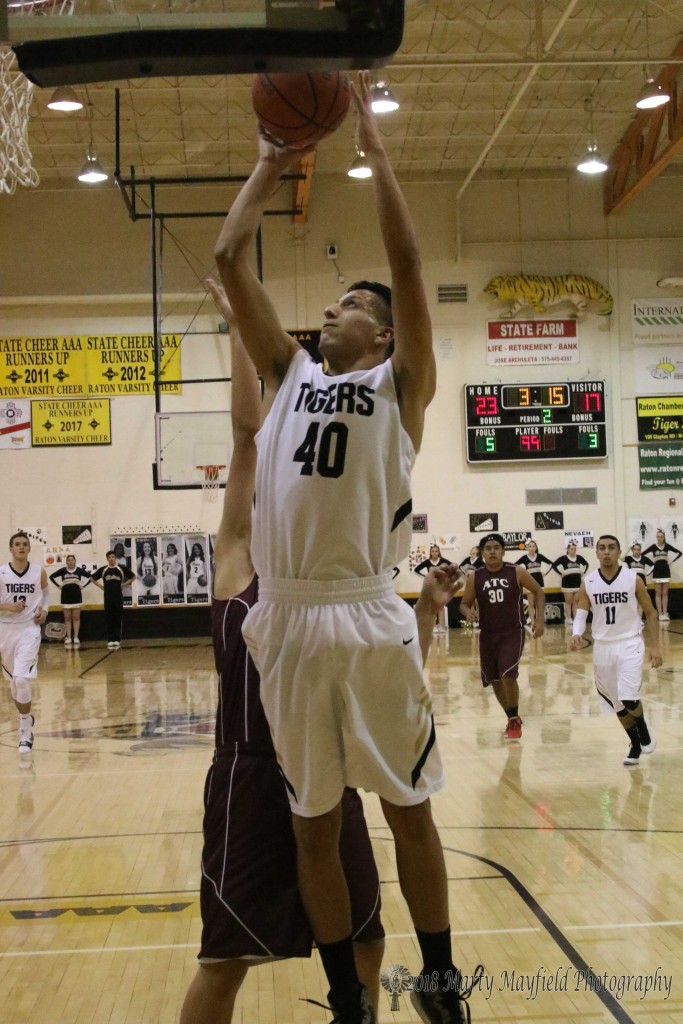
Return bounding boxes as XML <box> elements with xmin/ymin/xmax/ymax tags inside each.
<box><xmin>465</xmin><ymin>381</ymin><xmax>607</xmax><ymax>463</ymax></box>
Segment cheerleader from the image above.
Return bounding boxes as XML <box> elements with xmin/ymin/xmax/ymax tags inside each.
<box><xmin>624</xmin><ymin>542</ymin><xmax>654</xmax><ymax>620</ymax></box>
<box><xmin>516</xmin><ymin>539</ymin><xmax>553</xmax><ymax>630</ymax></box>
<box><xmin>414</xmin><ymin>544</ymin><xmax>452</xmax><ymax>632</ymax></box>
<box><xmin>642</xmin><ymin>529</ymin><xmax>682</xmax><ymax>621</ymax></box>
<box><xmin>49</xmin><ymin>554</ymin><xmax>91</xmax><ymax>645</ymax></box>
<box><xmin>549</xmin><ymin>543</ymin><xmax>589</xmax><ymax>626</ymax></box>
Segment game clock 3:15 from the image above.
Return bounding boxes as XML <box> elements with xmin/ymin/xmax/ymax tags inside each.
<box><xmin>465</xmin><ymin>381</ymin><xmax>607</xmax><ymax>463</ymax></box>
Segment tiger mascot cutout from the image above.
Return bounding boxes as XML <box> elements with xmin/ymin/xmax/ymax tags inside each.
<box><xmin>484</xmin><ymin>274</ymin><xmax>613</xmax><ymax>318</ymax></box>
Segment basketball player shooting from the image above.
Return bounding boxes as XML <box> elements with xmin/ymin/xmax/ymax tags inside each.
<box><xmin>214</xmin><ymin>71</ymin><xmax>475</xmax><ymax>1024</ymax></box>
<box><xmin>180</xmin><ymin>282</ymin><xmax>462</xmax><ymax>1023</ymax></box>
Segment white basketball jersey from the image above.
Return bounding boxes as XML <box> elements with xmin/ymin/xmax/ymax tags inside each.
<box><xmin>0</xmin><ymin>561</ymin><xmax>43</xmax><ymax>624</ymax></box>
<box><xmin>252</xmin><ymin>349</ymin><xmax>415</xmax><ymax>580</ymax></box>
<box><xmin>585</xmin><ymin>566</ymin><xmax>642</xmax><ymax>642</ymax></box>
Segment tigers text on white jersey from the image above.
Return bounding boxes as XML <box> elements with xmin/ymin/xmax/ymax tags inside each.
<box><xmin>252</xmin><ymin>349</ymin><xmax>415</xmax><ymax>580</ymax></box>
<box><xmin>584</xmin><ymin>566</ymin><xmax>642</xmax><ymax>642</ymax></box>
<box><xmin>0</xmin><ymin>561</ymin><xmax>43</xmax><ymax>625</ymax></box>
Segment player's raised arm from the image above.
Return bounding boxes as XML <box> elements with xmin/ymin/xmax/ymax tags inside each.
<box><xmin>351</xmin><ymin>71</ymin><xmax>435</xmax><ymax>452</ymax></box>
<box><xmin>206</xmin><ymin>279</ymin><xmax>263</xmax><ymax>600</ymax></box>
<box><xmin>213</xmin><ymin>136</ymin><xmax>305</xmax><ymax>390</ymax></box>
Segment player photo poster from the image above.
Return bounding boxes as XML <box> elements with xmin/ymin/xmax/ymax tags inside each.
<box><xmin>135</xmin><ymin>536</ymin><xmax>160</xmax><ymax>606</ymax></box>
<box><xmin>185</xmin><ymin>533</ymin><xmax>210</xmax><ymax>604</ymax></box>
<box><xmin>209</xmin><ymin>534</ymin><xmax>217</xmax><ymax>591</ymax></box>
<box><xmin>160</xmin><ymin>534</ymin><xmax>185</xmax><ymax>605</ymax></box>
<box><xmin>110</xmin><ymin>535</ymin><xmax>134</xmax><ymax>607</ymax></box>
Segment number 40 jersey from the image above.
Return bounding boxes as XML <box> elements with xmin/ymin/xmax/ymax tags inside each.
<box><xmin>584</xmin><ymin>566</ymin><xmax>642</xmax><ymax>641</ymax></box>
<box><xmin>252</xmin><ymin>349</ymin><xmax>415</xmax><ymax>581</ymax></box>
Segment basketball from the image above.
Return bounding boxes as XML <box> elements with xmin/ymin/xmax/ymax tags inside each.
<box><xmin>251</xmin><ymin>71</ymin><xmax>351</xmax><ymax>148</ymax></box>
<box><xmin>143</xmin><ymin>574</ymin><xmax>156</xmax><ymax>588</ymax></box>
<box><xmin>198</xmin><ymin>575</ymin><xmax>208</xmax><ymax>587</ymax></box>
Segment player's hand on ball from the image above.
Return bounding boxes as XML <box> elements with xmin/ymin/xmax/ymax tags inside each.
<box><xmin>569</xmin><ymin>634</ymin><xmax>583</xmax><ymax>650</ymax></box>
<box><xmin>257</xmin><ymin>129</ymin><xmax>314</xmax><ymax>170</ymax></box>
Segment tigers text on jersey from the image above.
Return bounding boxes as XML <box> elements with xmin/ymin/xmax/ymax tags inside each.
<box><xmin>584</xmin><ymin>566</ymin><xmax>642</xmax><ymax>642</ymax></box>
<box><xmin>252</xmin><ymin>349</ymin><xmax>415</xmax><ymax>580</ymax></box>
<box><xmin>0</xmin><ymin>561</ymin><xmax>43</xmax><ymax>624</ymax></box>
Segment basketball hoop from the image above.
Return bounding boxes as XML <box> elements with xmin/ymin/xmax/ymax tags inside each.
<box><xmin>197</xmin><ymin>464</ymin><xmax>225</xmax><ymax>502</ymax></box>
<box><xmin>0</xmin><ymin>46</ymin><xmax>39</xmax><ymax>194</ymax></box>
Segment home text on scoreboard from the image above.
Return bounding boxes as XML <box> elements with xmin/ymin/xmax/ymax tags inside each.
<box><xmin>465</xmin><ymin>381</ymin><xmax>607</xmax><ymax>463</ymax></box>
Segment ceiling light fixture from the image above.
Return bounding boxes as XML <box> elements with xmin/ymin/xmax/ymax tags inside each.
<box><xmin>347</xmin><ymin>150</ymin><xmax>372</xmax><ymax>179</ymax></box>
<box><xmin>47</xmin><ymin>85</ymin><xmax>83</xmax><ymax>112</ymax></box>
<box><xmin>77</xmin><ymin>104</ymin><xmax>108</xmax><ymax>183</ymax></box>
<box><xmin>77</xmin><ymin>154</ymin><xmax>108</xmax><ymax>183</ymax></box>
<box><xmin>370</xmin><ymin>81</ymin><xmax>399</xmax><ymax>114</ymax></box>
<box><xmin>635</xmin><ymin>74</ymin><xmax>670</xmax><ymax>110</ymax></box>
<box><xmin>576</xmin><ymin>97</ymin><xmax>607</xmax><ymax>175</ymax></box>
<box><xmin>635</xmin><ymin>13</ymin><xmax>670</xmax><ymax>110</ymax></box>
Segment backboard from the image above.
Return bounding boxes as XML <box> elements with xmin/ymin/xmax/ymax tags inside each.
<box><xmin>154</xmin><ymin>410</ymin><xmax>232</xmax><ymax>489</ymax></box>
<box><xmin>5</xmin><ymin>1</ymin><xmax>405</xmax><ymax>87</ymax></box>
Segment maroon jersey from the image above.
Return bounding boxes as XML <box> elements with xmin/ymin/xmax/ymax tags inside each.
<box><xmin>202</xmin><ymin>574</ymin><xmax>383</xmax><ymax>959</ymax></box>
<box><xmin>211</xmin><ymin>575</ymin><xmax>273</xmax><ymax>752</ymax></box>
<box><xmin>474</xmin><ymin>562</ymin><xmax>524</xmax><ymax>633</ymax></box>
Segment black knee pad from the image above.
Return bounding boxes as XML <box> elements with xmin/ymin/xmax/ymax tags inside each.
<box><xmin>616</xmin><ymin>707</ymin><xmax>629</xmax><ymax>718</ymax></box>
<box><xmin>622</xmin><ymin>699</ymin><xmax>640</xmax><ymax>711</ymax></box>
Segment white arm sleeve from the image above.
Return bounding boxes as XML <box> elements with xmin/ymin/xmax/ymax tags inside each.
<box><xmin>572</xmin><ymin>608</ymin><xmax>588</xmax><ymax>636</ymax></box>
<box><xmin>41</xmin><ymin>585</ymin><xmax>51</xmax><ymax>614</ymax></box>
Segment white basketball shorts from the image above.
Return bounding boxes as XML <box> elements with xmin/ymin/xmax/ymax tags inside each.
<box><xmin>0</xmin><ymin>623</ymin><xmax>41</xmax><ymax>698</ymax></box>
<box><xmin>592</xmin><ymin>635</ymin><xmax>644</xmax><ymax>714</ymax></box>
<box><xmin>242</xmin><ymin>575</ymin><xmax>445</xmax><ymax>817</ymax></box>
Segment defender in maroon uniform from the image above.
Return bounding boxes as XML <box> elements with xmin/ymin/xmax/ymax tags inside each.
<box><xmin>180</xmin><ymin>290</ymin><xmax>384</xmax><ymax>1024</ymax></box>
<box><xmin>459</xmin><ymin>533</ymin><xmax>545</xmax><ymax>740</ymax></box>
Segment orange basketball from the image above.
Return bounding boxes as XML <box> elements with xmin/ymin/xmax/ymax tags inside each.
<box><xmin>251</xmin><ymin>71</ymin><xmax>351</xmax><ymax>148</ymax></box>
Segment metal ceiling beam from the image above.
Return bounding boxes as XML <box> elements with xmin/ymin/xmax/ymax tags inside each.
<box><xmin>604</xmin><ymin>40</ymin><xmax>683</xmax><ymax>214</ymax></box>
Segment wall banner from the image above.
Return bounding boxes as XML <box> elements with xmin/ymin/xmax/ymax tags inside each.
<box><xmin>632</xmin><ymin>299</ymin><xmax>683</xmax><ymax>346</ymax></box>
<box><xmin>636</xmin><ymin>396</ymin><xmax>683</xmax><ymax>442</ymax></box>
<box><xmin>469</xmin><ymin>512</ymin><xmax>499</xmax><ymax>533</ymax></box>
<box><xmin>0</xmin><ymin>334</ymin><xmax>182</xmax><ymax>399</ymax></box>
<box><xmin>638</xmin><ymin>443</ymin><xmax>683</xmax><ymax>489</ymax></box>
<box><xmin>486</xmin><ymin>320</ymin><xmax>579</xmax><ymax>366</ymax></box>
<box><xmin>501</xmin><ymin>530</ymin><xmax>531</xmax><ymax>551</ymax></box>
<box><xmin>534</xmin><ymin>511</ymin><xmax>564</xmax><ymax>531</ymax></box>
<box><xmin>31</xmin><ymin>399</ymin><xmax>112</xmax><ymax>446</ymax></box>
<box><xmin>0</xmin><ymin>398</ymin><xmax>31</xmax><ymax>449</ymax></box>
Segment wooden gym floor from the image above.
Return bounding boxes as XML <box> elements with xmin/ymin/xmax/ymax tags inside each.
<box><xmin>1</xmin><ymin>621</ymin><xmax>681</xmax><ymax>1024</ymax></box>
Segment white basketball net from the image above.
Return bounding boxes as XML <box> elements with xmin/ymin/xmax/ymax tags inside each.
<box><xmin>0</xmin><ymin>46</ymin><xmax>39</xmax><ymax>194</ymax></box>
<box><xmin>200</xmin><ymin>465</ymin><xmax>223</xmax><ymax>502</ymax></box>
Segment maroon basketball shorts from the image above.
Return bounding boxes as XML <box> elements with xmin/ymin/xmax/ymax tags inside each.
<box><xmin>198</xmin><ymin>748</ymin><xmax>383</xmax><ymax>961</ymax></box>
<box><xmin>479</xmin><ymin>629</ymin><xmax>525</xmax><ymax>687</ymax></box>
